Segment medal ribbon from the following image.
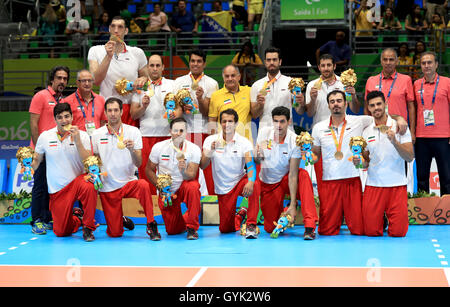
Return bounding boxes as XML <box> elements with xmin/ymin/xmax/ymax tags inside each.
<box><xmin>329</xmin><ymin>117</ymin><xmax>347</xmax><ymax>155</ymax></box>
<box><xmin>107</xmin><ymin>123</ymin><xmax>123</xmax><ymax>142</ymax></box>
<box><xmin>420</xmin><ymin>74</ymin><xmax>440</xmax><ymax>109</ymax></box>
<box><xmin>190</xmin><ymin>73</ymin><xmax>204</xmax><ymax>86</ymax></box>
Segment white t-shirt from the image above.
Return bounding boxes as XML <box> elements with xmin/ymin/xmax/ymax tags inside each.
<box><xmin>312</xmin><ymin>115</ymin><xmax>374</xmax><ymax>181</ymax></box>
<box><xmin>305</xmin><ymin>75</ymin><xmax>345</xmax><ymax>128</ymax></box>
<box><xmin>35</xmin><ymin>127</ymin><xmax>91</xmax><ymax>194</ymax></box>
<box><xmin>203</xmin><ymin>132</ymin><xmax>254</xmax><ymax>194</ymax></box>
<box><xmin>87</xmin><ymin>44</ymin><xmax>148</xmax><ymax>104</ymax></box>
<box><xmin>173</xmin><ymin>73</ymin><xmax>219</xmax><ymax>134</ymax></box>
<box><xmin>149</xmin><ymin>139</ymin><xmax>201</xmax><ymax>193</ymax></box>
<box><xmin>131</xmin><ymin>77</ymin><xmax>175</xmax><ymax>137</ymax></box>
<box><xmin>91</xmin><ymin>124</ymin><xmax>143</xmax><ymax>192</ymax></box>
<box><xmin>251</xmin><ymin>72</ymin><xmax>294</xmax><ymax>130</ymax></box>
<box><xmin>256</xmin><ymin>126</ymin><xmax>301</xmax><ymax>184</ymax></box>
<box><xmin>363</xmin><ymin>116</ymin><xmax>412</xmax><ymax>187</ymax></box>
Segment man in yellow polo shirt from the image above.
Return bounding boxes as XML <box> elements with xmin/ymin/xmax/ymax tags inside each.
<box><xmin>209</xmin><ymin>64</ymin><xmax>253</xmax><ymax>141</ymax></box>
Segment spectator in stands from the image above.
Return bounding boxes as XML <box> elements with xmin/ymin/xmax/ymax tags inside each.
<box><xmin>423</xmin><ymin>0</ymin><xmax>448</xmax><ymax>24</ymax></box>
<box><xmin>65</xmin><ymin>17</ymin><xmax>90</xmax><ymax>57</ymax></box>
<box><xmin>171</xmin><ymin>0</ymin><xmax>198</xmax><ymax>34</ymax></box>
<box><xmin>429</xmin><ymin>12</ymin><xmax>446</xmax><ymax>55</ymax></box>
<box><xmin>97</xmin><ymin>12</ymin><xmax>110</xmax><ymax>45</ymax></box>
<box><xmin>50</xmin><ymin>0</ymin><xmax>67</xmax><ymax>35</ymax></box>
<box><xmin>135</xmin><ymin>3</ymin><xmax>171</xmax><ymax>33</ymax></box>
<box><xmin>352</xmin><ymin>0</ymin><xmax>377</xmax><ymax>53</ymax></box>
<box><xmin>39</xmin><ymin>3</ymin><xmax>59</xmax><ymax>58</ymax></box>
<box><xmin>170</xmin><ymin>0</ymin><xmax>198</xmax><ymax>52</ymax></box>
<box><xmin>405</xmin><ymin>4</ymin><xmax>428</xmax><ymax>44</ymax></box>
<box><xmin>231</xmin><ymin>0</ymin><xmax>248</xmax><ymax>29</ymax></box>
<box><xmin>248</xmin><ymin>0</ymin><xmax>264</xmax><ymax>31</ymax></box>
<box><xmin>412</xmin><ymin>40</ymin><xmax>427</xmax><ymax>80</ymax></box>
<box><xmin>397</xmin><ymin>42</ymin><xmax>414</xmax><ymax>74</ymax></box>
<box><xmin>315</xmin><ymin>30</ymin><xmax>352</xmax><ymax>74</ymax></box>
<box><xmin>377</xmin><ymin>7</ymin><xmax>402</xmax><ymax>48</ymax></box>
<box><xmin>232</xmin><ymin>40</ymin><xmax>263</xmax><ymax>86</ymax></box>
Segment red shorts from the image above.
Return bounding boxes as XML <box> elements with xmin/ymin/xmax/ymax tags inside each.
<box><xmin>158</xmin><ymin>180</ymin><xmax>201</xmax><ymax>235</ymax></box>
<box><xmin>363</xmin><ymin>185</ymin><xmax>408</xmax><ymax>237</ymax></box>
<box><xmin>49</xmin><ymin>174</ymin><xmax>97</xmax><ymax>237</ymax></box>
<box><xmin>260</xmin><ymin>169</ymin><xmax>317</xmax><ymax>233</ymax></box>
<box><xmin>99</xmin><ymin>179</ymin><xmax>154</xmax><ymax>237</ymax></box>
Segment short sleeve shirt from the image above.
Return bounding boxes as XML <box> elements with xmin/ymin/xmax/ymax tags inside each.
<box><xmin>203</xmin><ymin>133</ymin><xmax>253</xmax><ymax>194</ymax></box>
<box><xmin>131</xmin><ymin>77</ymin><xmax>175</xmax><ymax>137</ymax></box>
<box><xmin>88</xmin><ymin>44</ymin><xmax>148</xmax><ymax>104</ymax></box>
<box><xmin>35</xmin><ymin>127</ymin><xmax>91</xmax><ymax>193</ymax></box>
<box><xmin>91</xmin><ymin>124</ymin><xmax>143</xmax><ymax>192</ymax></box>
<box><xmin>149</xmin><ymin>139</ymin><xmax>201</xmax><ymax>193</ymax></box>
<box><xmin>256</xmin><ymin>126</ymin><xmax>301</xmax><ymax>184</ymax></box>
<box><xmin>65</xmin><ymin>90</ymin><xmax>107</xmax><ymax>132</ymax></box>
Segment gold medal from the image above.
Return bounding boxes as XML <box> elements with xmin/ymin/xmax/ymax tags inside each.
<box><xmin>334</xmin><ymin>151</ymin><xmax>344</xmax><ymax>160</ymax></box>
<box><xmin>376</xmin><ymin>125</ymin><xmax>390</xmax><ymax>134</ymax></box>
<box><xmin>117</xmin><ymin>140</ymin><xmax>126</xmax><ymax>149</ymax></box>
<box><xmin>146</xmin><ymin>88</ymin><xmax>154</xmax><ymax>97</ymax></box>
<box><xmin>259</xmin><ymin>88</ymin><xmax>268</xmax><ymax>96</ymax></box>
<box><xmin>63</xmin><ymin>124</ymin><xmax>72</xmax><ymax>131</ymax></box>
<box><xmin>191</xmin><ymin>81</ymin><xmax>199</xmax><ymax>91</ymax></box>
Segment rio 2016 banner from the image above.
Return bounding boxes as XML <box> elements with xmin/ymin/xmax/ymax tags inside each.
<box><xmin>281</xmin><ymin>0</ymin><xmax>345</xmax><ymax>20</ymax></box>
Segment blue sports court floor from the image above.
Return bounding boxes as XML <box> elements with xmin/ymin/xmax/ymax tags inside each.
<box><xmin>0</xmin><ymin>224</ymin><xmax>449</xmax><ymax>287</ymax></box>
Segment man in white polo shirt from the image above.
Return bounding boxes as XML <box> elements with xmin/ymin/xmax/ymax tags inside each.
<box><xmin>358</xmin><ymin>91</ymin><xmax>414</xmax><ymax>237</ymax></box>
<box><xmin>250</xmin><ymin>47</ymin><xmax>304</xmax><ymax>131</ymax></box>
<box><xmin>255</xmin><ymin>106</ymin><xmax>318</xmax><ymax>239</ymax></box>
<box><xmin>146</xmin><ymin>117</ymin><xmax>202</xmax><ymax>240</ymax></box>
<box><xmin>88</xmin><ymin>16</ymin><xmax>149</xmax><ymax>127</ymax></box>
<box><xmin>201</xmin><ymin>108</ymin><xmax>261</xmax><ymax>239</ymax></box>
<box><xmin>92</xmin><ymin>97</ymin><xmax>161</xmax><ymax>240</ymax></box>
<box><xmin>311</xmin><ymin>90</ymin><xmax>407</xmax><ymax>236</ymax></box>
<box><xmin>298</xmin><ymin>54</ymin><xmax>360</xmax><ymax>200</ymax></box>
<box><xmin>130</xmin><ymin>54</ymin><xmax>182</xmax><ymax>195</ymax></box>
<box><xmin>31</xmin><ymin>102</ymin><xmax>97</xmax><ymax>242</ymax></box>
<box><xmin>174</xmin><ymin>49</ymin><xmax>218</xmax><ymax>195</ymax></box>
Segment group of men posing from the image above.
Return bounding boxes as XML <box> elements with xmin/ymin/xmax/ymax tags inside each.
<box><xmin>28</xmin><ymin>16</ymin><xmax>449</xmax><ymax>242</ymax></box>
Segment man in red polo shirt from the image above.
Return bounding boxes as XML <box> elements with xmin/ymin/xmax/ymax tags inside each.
<box><xmin>365</xmin><ymin>48</ymin><xmax>416</xmax><ymax>142</ymax></box>
<box><xmin>413</xmin><ymin>51</ymin><xmax>450</xmax><ymax>196</ymax></box>
<box><xmin>29</xmin><ymin>66</ymin><xmax>70</xmax><ymax>235</ymax></box>
<box><xmin>65</xmin><ymin>69</ymin><xmax>107</xmax><ymax>137</ymax></box>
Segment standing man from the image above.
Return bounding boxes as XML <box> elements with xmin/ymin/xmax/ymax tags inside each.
<box><xmin>297</xmin><ymin>54</ymin><xmax>360</xmax><ymax>198</ymax></box>
<box><xmin>130</xmin><ymin>54</ymin><xmax>181</xmax><ymax>194</ymax></box>
<box><xmin>31</xmin><ymin>103</ymin><xmax>97</xmax><ymax>242</ymax></box>
<box><xmin>88</xmin><ymin>16</ymin><xmax>149</xmax><ymax>127</ymax></box>
<box><xmin>250</xmin><ymin>47</ymin><xmax>304</xmax><ymax>131</ymax></box>
<box><xmin>255</xmin><ymin>106</ymin><xmax>318</xmax><ymax>239</ymax></box>
<box><xmin>65</xmin><ymin>69</ymin><xmax>107</xmax><ymax>136</ymax></box>
<box><xmin>174</xmin><ymin>49</ymin><xmax>218</xmax><ymax>194</ymax></box>
<box><xmin>311</xmin><ymin>90</ymin><xmax>406</xmax><ymax>236</ymax></box>
<box><xmin>146</xmin><ymin>118</ymin><xmax>202</xmax><ymax>240</ymax></box>
<box><xmin>28</xmin><ymin>66</ymin><xmax>70</xmax><ymax>234</ymax></box>
<box><xmin>201</xmin><ymin>109</ymin><xmax>261</xmax><ymax>239</ymax></box>
<box><xmin>92</xmin><ymin>97</ymin><xmax>161</xmax><ymax>240</ymax></box>
<box><xmin>209</xmin><ymin>64</ymin><xmax>253</xmax><ymax>141</ymax></box>
<box><xmin>360</xmin><ymin>91</ymin><xmax>414</xmax><ymax>237</ymax></box>
<box><xmin>413</xmin><ymin>51</ymin><xmax>450</xmax><ymax>196</ymax></box>
<box><xmin>364</xmin><ymin>48</ymin><xmax>416</xmax><ymax>142</ymax></box>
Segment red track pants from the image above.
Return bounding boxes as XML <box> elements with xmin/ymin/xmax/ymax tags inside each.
<box><xmin>99</xmin><ymin>179</ymin><xmax>154</xmax><ymax>237</ymax></box>
<box><xmin>318</xmin><ymin>177</ymin><xmax>364</xmax><ymax>236</ymax></box>
<box><xmin>260</xmin><ymin>169</ymin><xmax>318</xmax><ymax>233</ymax></box>
<box><xmin>158</xmin><ymin>180</ymin><xmax>201</xmax><ymax>235</ymax></box>
<box><xmin>363</xmin><ymin>185</ymin><xmax>409</xmax><ymax>237</ymax></box>
<box><xmin>49</xmin><ymin>174</ymin><xmax>97</xmax><ymax>237</ymax></box>
<box><xmin>217</xmin><ymin>177</ymin><xmax>261</xmax><ymax>233</ymax></box>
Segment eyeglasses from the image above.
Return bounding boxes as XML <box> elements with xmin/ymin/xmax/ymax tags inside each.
<box><xmin>78</xmin><ymin>79</ymin><xmax>94</xmax><ymax>83</ymax></box>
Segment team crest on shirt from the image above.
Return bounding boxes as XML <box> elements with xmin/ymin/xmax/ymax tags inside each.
<box><xmin>49</xmin><ymin>141</ymin><xmax>58</xmax><ymax>147</ymax></box>
<box><xmin>48</xmin><ymin>101</ymin><xmax>55</xmax><ymax>106</ymax></box>
<box><xmin>161</xmin><ymin>154</ymin><xmax>170</xmax><ymax>161</ymax></box>
<box><xmin>224</xmin><ymin>99</ymin><xmax>232</xmax><ymax>105</ymax></box>
<box><xmin>368</xmin><ymin>136</ymin><xmax>376</xmax><ymax>143</ymax></box>
<box><xmin>100</xmin><ymin>138</ymin><xmax>108</xmax><ymax>145</ymax></box>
